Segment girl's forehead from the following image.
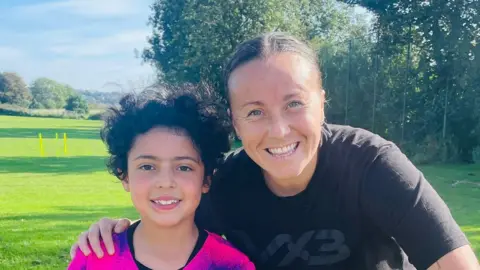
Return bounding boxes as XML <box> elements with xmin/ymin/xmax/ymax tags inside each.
<box><xmin>130</xmin><ymin>127</ymin><xmax>200</xmax><ymax>157</ymax></box>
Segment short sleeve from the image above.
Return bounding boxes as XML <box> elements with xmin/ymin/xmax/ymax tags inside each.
<box><xmin>361</xmin><ymin>144</ymin><xmax>470</xmax><ymax>269</ymax></box>
<box><xmin>240</xmin><ymin>260</ymin><xmax>256</xmax><ymax>269</ymax></box>
<box><xmin>67</xmin><ymin>248</ymin><xmax>88</xmax><ymax>270</ymax></box>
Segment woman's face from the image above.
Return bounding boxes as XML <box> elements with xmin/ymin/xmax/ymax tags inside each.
<box><xmin>228</xmin><ymin>53</ymin><xmax>325</xmax><ymax>182</ymax></box>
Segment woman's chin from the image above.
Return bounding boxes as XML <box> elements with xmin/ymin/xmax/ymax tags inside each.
<box><xmin>264</xmin><ymin>166</ymin><xmax>303</xmax><ymax>182</ymax></box>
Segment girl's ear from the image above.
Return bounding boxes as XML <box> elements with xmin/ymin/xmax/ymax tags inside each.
<box><xmin>122</xmin><ymin>177</ymin><xmax>130</xmax><ymax>192</ymax></box>
<box><xmin>202</xmin><ymin>176</ymin><xmax>211</xmax><ymax>194</ymax></box>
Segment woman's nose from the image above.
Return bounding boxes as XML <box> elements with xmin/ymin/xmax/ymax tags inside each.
<box><xmin>268</xmin><ymin>114</ymin><xmax>290</xmax><ymax>139</ymax></box>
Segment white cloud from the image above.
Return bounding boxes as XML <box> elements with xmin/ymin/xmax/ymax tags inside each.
<box><xmin>0</xmin><ymin>52</ymin><xmax>155</xmax><ymax>90</ymax></box>
<box><xmin>49</xmin><ymin>29</ymin><xmax>150</xmax><ymax>57</ymax></box>
<box><xmin>13</xmin><ymin>0</ymin><xmax>142</xmax><ymax>18</ymax></box>
<box><xmin>33</xmin><ymin>57</ymin><xmax>155</xmax><ymax>90</ymax></box>
<box><xmin>0</xmin><ymin>1</ymin><xmax>155</xmax><ymax>91</ymax></box>
<box><xmin>0</xmin><ymin>28</ymin><xmax>155</xmax><ymax>90</ymax></box>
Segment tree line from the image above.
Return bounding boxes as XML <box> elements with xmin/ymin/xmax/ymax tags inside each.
<box><xmin>140</xmin><ymin>0</ymin><xmax>480</xmax><ymax>164</ymax></box>
<box><xmin>0</xmin><ymin>73</ymin><xmax>89</xmax><ymax>114</ymax></box>
<box><xmin>1</xmin><ymin>0</ymin><xmax>478</xmax><ymax>163</ymax></box>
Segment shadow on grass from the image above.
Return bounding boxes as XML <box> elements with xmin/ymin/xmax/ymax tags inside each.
<box><xmin>0</xmin><ymin>205</ymin><xmax>138</xmax><ymax>268</ymax></box>
<box><xmin>0</xmin><ymin>156</ymin><xmax>108</xmax><ymax>174</ymax></box>
<box><xmin>0</xmin><ymin>206</ymin><xmax>139</xmax><ymax>241</ymax></box>
<box><xmin>0</xmin><ymin>128</ymin><xmax>100</xmax><ymax>140</ymax></box>
<box><xmin>1</xmin><ymin>206</ymin><xmax>138</xmax><ymax>224</ymax></box>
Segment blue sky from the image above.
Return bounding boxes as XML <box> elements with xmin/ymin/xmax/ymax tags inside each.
<box><xmin>0</xmin><ymin>0</ymin><xmax>156</xmax><ymax>92</ymax></box>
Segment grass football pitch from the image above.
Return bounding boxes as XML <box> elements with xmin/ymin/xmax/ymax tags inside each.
<box><xmin>0</xmin><ymin>115</ymin><xmax>478</xmax><ymax>269</ymax></box>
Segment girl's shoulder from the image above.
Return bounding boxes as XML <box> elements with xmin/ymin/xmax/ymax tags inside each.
<box><xmin>190</xmin><ymin>231</ymin><xmax>255</xmax><ymax>269</ymax></box>
<box><xmin>67</xmin><ymin>231</ymin><xmax>136</xmax><ymax>269</ymax></box>
<box><xmin>204</xmin><ymin>231</ymin><xmax>236</xmax><ymax>249</ymax></box>
<box><xmin>205</xmin><ymin>232</ymin><xmax>255</xmax><ymax>270</ymax></box>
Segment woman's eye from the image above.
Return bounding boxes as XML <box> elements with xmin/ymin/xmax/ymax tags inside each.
<box><xmin>178</xmin><ymin>165</ymin><xmax>193</xmax><ymax>172</ymax></box>
<box><xmin>139</xmin><ymin>165</ymin><xmax>155</xmax><ymax>171</ymax></box>
<box><xmin>287</xmin><ymin>101</ymin><xmax>303</xmax><ymax>108</ymax></box>
<box><xmin>247</xmin><ymin>109</ymin><xmax>262</xmax><ymax>117</ymax></box>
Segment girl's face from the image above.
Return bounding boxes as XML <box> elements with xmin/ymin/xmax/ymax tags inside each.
<box><xmin>123</xmin><ymin>127</ymin><xmax>208</xmax><ymax>227</ymax></box>
<box><xmin>228</xmin><ymin>53</ymin><xmax>325</xmax><ymax>184</ymax></box>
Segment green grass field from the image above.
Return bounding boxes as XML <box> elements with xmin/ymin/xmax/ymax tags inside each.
<box><xmin>0</xmin><ymin>115</ymin><xmax>479</xmax><ymax>269</ymax></box>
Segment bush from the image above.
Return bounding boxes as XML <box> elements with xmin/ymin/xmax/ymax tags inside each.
<box><xmin>65</xmin><ymin>95</ymin><xmax>89</xmax><ymax>114</ymax></box>
<box><xmin>0</xmin><ymin>104</ymin><xmax>87</xmax><ymax>119</ymax></box>
<box><xmin>407</xmin><ymin>135</ymin><xmax>458</xmax><ymax>164</ymax></box>
<box><xmin>87</xmin><ymin>112</ymin><xmax>104</xmax><ymax>120</ymax></box>
<box><xmin>473</xmin><ymin>147</ymin><xmax>480</xmax><ymax>163</ymax></box>
<box><xmin>0</xmin><ymin>103</ymin><xmax>30</xmax><ymax>116</ymax></box>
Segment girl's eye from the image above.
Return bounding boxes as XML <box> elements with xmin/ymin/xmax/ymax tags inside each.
<box><xmin>247</xmin><ymin>109</ymin><xmax>262</xmax><ymax>117</ymax></box>
<box><xmin>287</xmin><ymin>101</ymin><xmax>303</xmax><ymax>108</ymax></box>
<box><xmin>178</xmin><ymin>165</ymin><xmax>193</xmax><ymax>172</ymax></box>
<box><xmin>139</xmin><ymin>164</ymin><xmax>155</xmax><ymax>171</ymax></box>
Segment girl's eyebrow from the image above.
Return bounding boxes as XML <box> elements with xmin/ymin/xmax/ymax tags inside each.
<box><xmin>133</xmin><ymin>155</ymin><xmax>200</xmax><ymax>164</ymax></box>
<box><xmin>174</xmin><ymin>156</ymin><xmax>200</xmax><ymax>164</ymax></box>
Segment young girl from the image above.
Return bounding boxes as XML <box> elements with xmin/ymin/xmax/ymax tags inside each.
<box><xmin>68</xmin><ymin>87</ymin><xmax>255</xmax><ymax>269</ymax></box>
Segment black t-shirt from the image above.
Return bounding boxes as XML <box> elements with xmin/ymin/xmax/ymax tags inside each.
<box><xmin>127</xmin><ymin>221</ymin><xmax>208</xmax><ymax>270</ymax></box>
<box><xmin>195</xmin><ymin>123</ymin><xmax>469</xmax><ymax>270</ymax></box>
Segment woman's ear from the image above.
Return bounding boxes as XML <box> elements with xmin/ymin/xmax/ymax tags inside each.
<box><xmin>229</xmin><ymin>109</ymin><xmax>241</xmax><ymax>140</ymax></box>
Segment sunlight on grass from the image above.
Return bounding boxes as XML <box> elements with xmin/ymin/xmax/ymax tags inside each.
<box><xmin>0</xmin><ymin>115</ymin><xmax>479</xmax><ymax>268</ymax></box>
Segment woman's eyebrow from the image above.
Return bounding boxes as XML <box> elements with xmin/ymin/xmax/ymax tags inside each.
<box><xmin>283</xmin><ymin>93</ymin><xmax>303</xmax><ymax>101</ymax></box>
<box><xmin>241</xmin><ymin>100</ymin><xmax>264</xmax><ymax>109</ymax></box>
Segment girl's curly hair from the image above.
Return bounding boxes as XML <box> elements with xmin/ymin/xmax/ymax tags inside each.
<box><xmin>100</xmin><ymin>83</ymin><xmax>232</xmax><ymax>182</ymax></box>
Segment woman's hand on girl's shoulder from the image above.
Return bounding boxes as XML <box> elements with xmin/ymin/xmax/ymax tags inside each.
<box><xmin>70</xmin><ymin>217</ymin><xmax>132</xmax><ymax>259</ymax></box>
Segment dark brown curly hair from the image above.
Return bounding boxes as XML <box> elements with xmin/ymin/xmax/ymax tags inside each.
<box><xmin>100</xmin><ymin>83</ymin><xmax>232</xmax><ymax>183</ymax></box>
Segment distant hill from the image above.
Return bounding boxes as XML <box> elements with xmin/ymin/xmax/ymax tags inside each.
<box><xmin>76</xmin><ymin>89</ymin><xmax>123</xmax><ymax>108</ymax></box>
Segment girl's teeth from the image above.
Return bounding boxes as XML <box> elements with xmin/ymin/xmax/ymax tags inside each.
<box><xmin>154</xmin><ymin>200</ymin><xmax>178</xmax><ymax>205</ymax></box>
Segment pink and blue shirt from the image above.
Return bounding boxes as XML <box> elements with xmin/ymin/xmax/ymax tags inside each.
<box><xmin>68</xmin><ymin>222</ymin><xmax>255</xmax><ymax>270</ymax></box>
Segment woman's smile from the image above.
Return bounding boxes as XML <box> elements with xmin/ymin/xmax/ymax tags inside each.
<box><xmin>265</xmin><ymin>142</ymin><xmax>299</xmax><ymax>158</ymax></box>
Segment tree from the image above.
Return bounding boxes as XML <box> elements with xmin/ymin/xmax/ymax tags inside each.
<box><xmin>30</xmin><ymin>78</ymin><xmax>76</xmax><ymax>109</ymax></box>
<box><xmin>65</xmin><ymin>95</ymin><xmax>89</xmax><ymax>114</ymax></box>
<box><xmin>142</xmin><ymin>0</ymin><xmax>307</xmax><ymax>99</ymax></box>
<box><xmin>0</xmin><ymin>72</ymin><xmax>32</xmax><ymax>107</ymax></box>
<box><xmin>140</xmin><ymin>0</ymin><xmax>480</xmax><ymax>163</ymax></box>
<box><xmin>325</xmin><ymin>0</ymin><xmax>479</xmax><ymax>163</ymax></box>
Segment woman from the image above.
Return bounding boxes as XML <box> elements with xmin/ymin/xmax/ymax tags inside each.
<box><xmin>71</xmin><ymin>32</ymin><xmax>478</xmax><ymax>269</ymax></box>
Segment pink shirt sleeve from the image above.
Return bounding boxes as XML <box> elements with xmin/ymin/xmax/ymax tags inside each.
<box><xmin>243</xmin><ymin>260</ymin><xmax>256</xmax><ymax>269</ymax></box>
<box><xmin>67</xmin><ymin>248</ymin><xmax>88</xmax><ymax>270</ymax></box>
<box><xmin>66</xmin><ymin>232</ymin><xmax>138</xmax><ymax>270</ymax></box>
<box><xmin>185</xmin><ymin>232</ymin><xmax>256</xmax><ymax>269</ymax></box>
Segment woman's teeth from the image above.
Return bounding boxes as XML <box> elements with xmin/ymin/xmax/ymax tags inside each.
<box><xmin>152</xmin><ymin>200</ymin><xmax>179</xmax><ymax>205</ymax></box>
<box><xmin>267</xmin><ymin>142</ymin><xmax>298</xmax><ymax>155</ymax></box>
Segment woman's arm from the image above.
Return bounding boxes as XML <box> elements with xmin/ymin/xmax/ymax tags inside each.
<box><xmin>427</xmin><ymin>246</ymin><xmax>479</xmax><ymax>269</ymax></box>
<box><xmin>361</xmin><ymin>144</ymin><xmax>478</xmax><ymax>269</ymax></box>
